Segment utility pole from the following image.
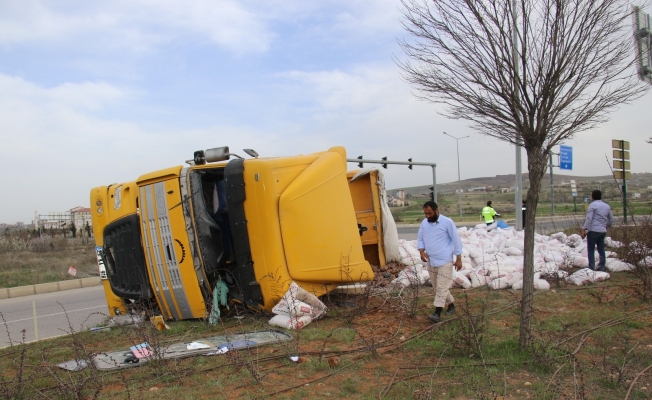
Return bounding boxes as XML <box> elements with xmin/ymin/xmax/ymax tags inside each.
<box><xmin>443</xmin><ymin>132</ymin><xmax>469</xmax><ymax>219</ymax></box>
<box><xmin>549</xmin><ymin>152</ymin><xmax>554</xmax><ymax>216</ymax></box>
<box><xmin>612</xmin><ymin>139</ymin><xmax>631</xmax><ymax>223</ymax></box>
<box><xmin>512</xmin><ymin>0</ymin><xmax>523</xmax><ymax>230</ymax></box>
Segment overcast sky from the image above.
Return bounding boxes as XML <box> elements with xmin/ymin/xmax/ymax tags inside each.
<box><xmin>1</xmin><ymin>1</ymin><xmax>650</xmax><ymax>224</ymax></box>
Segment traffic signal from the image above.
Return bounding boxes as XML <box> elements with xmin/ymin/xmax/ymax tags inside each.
<box><xmin>381</xmin><ymin>156</ymin><xmax>387</xmax><ymax>169</ymax></box>
<box><xmin>357</xmin><ymin>155</ymin><xmax>363</xmax><ymax>168</ymax></box>
<box><xmin>408</xmin><ymin>158</ymin><xmax>412</xmax><ymax>170</ymax></box>
<box><xmin>428</xmin><ymin>186</ymin><xmax>434</xmax><ymax>201</ymax></box>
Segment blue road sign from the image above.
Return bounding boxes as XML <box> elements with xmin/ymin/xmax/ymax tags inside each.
<box><xmin>560</xmin><ymin>145</ymin><xmax>572</xmax><ymax>170</ymax></box>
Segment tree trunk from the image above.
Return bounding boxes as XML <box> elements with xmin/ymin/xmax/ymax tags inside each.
<box><xmin>519</xmin><ymin>151</ymin><xmax>547</xmax><ymax>349</ymax></box>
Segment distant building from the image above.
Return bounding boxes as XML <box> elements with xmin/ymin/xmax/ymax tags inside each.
<box><xmin>468</xmin><ymin>187</ymin><xmax>487</xmax><ymax>192</ymax></box>
<box><xmin>393</xmin><ymin>190</ymin><xmax>405</xmax><ymax>200</ymax></box>
<box><xmin>70</xmin><ymin>207</ymin><xmax>92</xmax><ymax>230</ymax></box>
<box><xmin>38</xmin><ymin>211</ymin><xmax>71</xmax><ymax>229</ymax></box>
<box><xmin>36</xmin><ymin>206</ymin><xmax>93</xmax><ymax>233</ymax></box>
<box><xmin>500</xmin><ymin>187</ymin><xmax>512</xmax><ymax>193</ymax></box>
<box><xmin>632</xmin><ymin>193</ymin><xmax>641</xmax><ymax>199</ymax></box>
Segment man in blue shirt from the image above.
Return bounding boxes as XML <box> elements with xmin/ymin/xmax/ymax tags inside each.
<box><xmin>581</xmin><ymin>190</ymin><xmax>614</xmax><ymax>271</ymax></box>
<box><xmin>418</xmin><ymin>201</ymin><xmax>463</xmax><ymax>323</ymax></box>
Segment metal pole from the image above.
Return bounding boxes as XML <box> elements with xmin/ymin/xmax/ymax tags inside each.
<box><xmin>622</xmin><ymin>140</ymin><xmax>627</xmax><ymax>223</ymax></box>
<box><xmin>347</xmin><ymin>157</ymin><xmax>437</xmax><ymax>202</ymax></box>
<box><xmin>512</xmin><ymin>0</ymin><xmax>523</xmax><ymax>231</ymax></box>
<box><xmin>432</xmin><ymin>165</ymin><xmax>437</xmax><ymax>203</ymax></box>
<box><xmin>443</xmin><ymin>132</ymin><xmax>468</xmax><ymax>219</ymax></box>
<box><xmin>456</xmin><ymin>140</ymin><xmax>462</xmax><ymax>219</ymax></box>
<box><xmin>550</xmin><ymin>152</ymin><xmax>554</xmax><ymax>216</ymax></box>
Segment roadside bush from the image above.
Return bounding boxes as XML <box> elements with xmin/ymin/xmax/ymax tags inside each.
<box><xmin>610</xmin><ymin>215</ymin><xmax>652</xmax><ymax>300</ymax></box>
<box><xmin>27</xmin><ymin>236</ymin><xmax>55</xmax><ymax>253</ymax></box>
<box><xmin>0</xmin><ymin>236</ymin><xmax>29</xmax><ymax>254</ymax></box>
<box><xmin>0</xmin><ymin>234</ymin><xmax>71</xmax><ymax>254</ymax></box>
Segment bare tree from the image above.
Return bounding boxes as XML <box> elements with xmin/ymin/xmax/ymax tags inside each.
<box><xmin>398</xmin><ymin>0</ymin><xmax>649</xmax><ymax>348</ymax></box>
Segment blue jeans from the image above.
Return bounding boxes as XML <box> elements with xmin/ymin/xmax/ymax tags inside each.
<box><xmin>587</xmin><ymin>231</ymin><xmax>606</xmax><ymax>270</ymax></box>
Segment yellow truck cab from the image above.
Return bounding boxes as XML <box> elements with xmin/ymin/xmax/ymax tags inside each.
<box><xmin>91</xmin><ymin>146</ymin><xmax>393</xmax><ymax>320</ymax></box>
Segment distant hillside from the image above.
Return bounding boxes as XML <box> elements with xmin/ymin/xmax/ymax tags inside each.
<box><xmin>391</xmin><ymin>172</ymin><xmax>652</xmax><ymax>197</ymax></box>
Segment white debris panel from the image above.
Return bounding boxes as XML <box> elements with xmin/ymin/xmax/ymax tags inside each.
<box><xmin>393</xmin><ymin>225</ymin><xmax>643</xmax><ymax>290</ymax></box>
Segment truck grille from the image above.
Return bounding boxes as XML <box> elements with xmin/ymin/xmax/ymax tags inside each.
<box><xmin>103</xmin><ymin>214</ymin><xmax>152</xmax><ymax>300</ymax></box>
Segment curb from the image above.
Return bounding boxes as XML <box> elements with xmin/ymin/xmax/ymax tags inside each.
<box><xmin>1</xmin><ymin>277</ymin><xmax>102</xmax><ymax>299</ymax></box>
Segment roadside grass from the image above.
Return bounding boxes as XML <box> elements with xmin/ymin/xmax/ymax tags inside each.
<box><xmin>391</xmin><ymin>194</ymin><xmax>652</xmax><ymax>224</ymax></box>
<box><xmin>0</xmin><ymin>240</ymin><xmax>97</xmax><ymax>287</ymax></box>
<box><xmin>1</xmin><ymin>271</ymin><xmax>651</xmax><ymax>399</ymax></box>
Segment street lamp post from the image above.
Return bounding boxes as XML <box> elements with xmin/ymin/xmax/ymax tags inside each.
<box><xmin>443</xmin><ymin>132</ymin><xmax>469</xmax><ymax>220</ymax></box>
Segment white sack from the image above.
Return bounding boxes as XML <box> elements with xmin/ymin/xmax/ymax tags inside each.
<box><xmin>574</xmin><ymin>243</ymin><xmax>587</xmax><ymax>254</ymax></box>
<box><xmin>272</xmin><ymin>299</ymin><xmax>313</xmax><ymax>317</ymax></box>
<box><xmin>544</xmin><ymin>252</ymin><xmax>566</xmax><ymax>264</ymax></box>
<box><xmin>568</xmin><ymin>253</ymin><xmax>589</xmax><ymax>268</ymax></box>
<box><xmin>268</xmin><ymin>314</ymin><xmax>312</xmax><ymax>330</ymax></box>
<box><xmin>470</xmin><ymin>273</ymin><xmax>487</xmax><ymax>288</ymax></box>
<box><xmin>273</xmin><ymin>282</ymin><xmax>327</xmax><ymax>320</ymax></box>
<box><xmin>534</xmin><ymin>279</ymin><xmax>551</xmax><ymax>290</ymax></box>
<box><xmin>505</xmin><ymin>239</ymin><xmax>524</xmax><ymax>251</ymax></box>
<box><xmin>566</xmin><ymin>268</ymin><xmax>610</xmax><ymax>286</ymax></box>
<box><xmin>638</xmin><ymin>256</ymin><xmax>652</xmax><ymax>268</ymax></box>
<box><xmin>503</xmin><ymin>247</ymin><xmax>523</xmax><ymax>256</ymax></box>
<box><xmin>507</xmin><ymin>272</ymin><xmax>523</xmax><ymax>286</ymax></box>
<box><xmin>511</xmin><ymin>278</ymin><xmax>551</xmax><ymax>290</ymax></box>
<box><xmin>452</xmin><ymin>270</ymin><xmax>472</xmax><ymax>289</ymax></box>
<box><xmin>540</xmin><ymin>270</ymin><xmax>568</xmax><ymax>279</ymax></box>
<box><xmin>605</xmin><ymin>237</ymin><xmax>624</xmax><ymax>248</ymax></box>
<box><xmin>605</xmin><ymin>258</ymin><xmax>635</xmax><ymax>272</ymax></box>
<box><xmin>489</xmin><ymin>277</ymin><xmax>510</xmax><ymax>290</ymax></box>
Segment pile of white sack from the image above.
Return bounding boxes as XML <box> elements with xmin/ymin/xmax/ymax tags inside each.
<box><xmin>394</xmin><ymin>224</ymin><xmax>645</xmax><ymax>290</ymax></box>
<box><xmin>268</xmin><ymin>282</ymin><xmax>327</xmax><ymax>330</ymax></box>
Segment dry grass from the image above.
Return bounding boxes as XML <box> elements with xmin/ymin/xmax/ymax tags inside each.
<box><xmin>1</xmin><ymin>270</ymin><xmax>651</xmax><ymax>399</ymax></box>
<box><xmin>0</xmin><ymin>237</ymin><xmax>98</xmax><ymax>288</ymax></box>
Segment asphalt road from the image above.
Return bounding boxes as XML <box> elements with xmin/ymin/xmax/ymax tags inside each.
<box><xmin>0</xmin><ymin>286</ymin><xmax>108</xmax><ymax>348</ymax></box>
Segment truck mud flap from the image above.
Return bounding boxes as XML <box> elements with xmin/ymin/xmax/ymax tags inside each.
<box><xmin>224</xmin><ymin>159</ymin><xmax>264</xmax><ymax>309</ymax></box>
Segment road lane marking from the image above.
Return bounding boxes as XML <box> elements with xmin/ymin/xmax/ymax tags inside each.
<box><xmin>2</xmin><ymin>305</ymin><xmax>107</xmax><ymax>324</ymax></box>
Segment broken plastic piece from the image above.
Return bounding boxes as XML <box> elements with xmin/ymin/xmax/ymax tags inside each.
<box><xmin>57</xmin><ymin>359</ymin><xmax>89</xmax><ymax>371</ymax></box>
<box><xmin>187</xmin><ymin>342</ymin><xmax>211</xmax><ymax>350</ymax></box>
<box><xmin>151</xmin><ymin>315</ymin><xmax>169</xmax><ymax>331</ymax></box>
<box><xmin>130</xmin><ymin>343</ymin><xmax>152</xmax><ymax>359</ymax></box>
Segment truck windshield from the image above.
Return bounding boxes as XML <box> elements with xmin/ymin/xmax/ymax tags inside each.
<box><xmin>188</xmin><ymin>168</ymin><xmax>232</xmax><ymax>283</ymax></box>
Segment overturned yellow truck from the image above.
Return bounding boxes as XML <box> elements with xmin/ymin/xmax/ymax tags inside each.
<box><xmin>91</xmin><ymin>146</ymin><xmax>399</xmax><ymax>320</ymax></box>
